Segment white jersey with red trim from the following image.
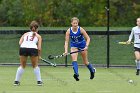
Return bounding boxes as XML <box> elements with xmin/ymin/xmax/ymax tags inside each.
<box><xmin>20</xmin><ymin>32</ymin><xmax>38</xmax><ymax>49</ymax></box>
<box><xmin>129</xmin><ymin>26</ymin><xmax>140</xmax><ymax>48</ymax></box>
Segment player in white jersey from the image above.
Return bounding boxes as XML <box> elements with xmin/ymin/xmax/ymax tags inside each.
<box><xmin>14</xmin><ymin>21</ymin><xmax>43</xmax><ymax>85</ymax></box>
<box><xmin>127</xmin><ymin>17</ymin><xmax>140</xmax><ymax>75</ymax></box>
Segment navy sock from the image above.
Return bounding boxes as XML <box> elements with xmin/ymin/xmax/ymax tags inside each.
<box><xmin>72</xmin><ymin>61</ymin><xmax>79</xmax><ymax>75</ymax></box>
<box><xmin>87</xmin><ymin>63</ymin><xmax>95</xmax><ymax>73</ymax></box>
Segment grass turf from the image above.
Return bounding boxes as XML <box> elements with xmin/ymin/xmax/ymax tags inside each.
<box><xmin>0</xmin><ymin>66</ymin><xmax>139</xmax><ymax>93</ymax></box>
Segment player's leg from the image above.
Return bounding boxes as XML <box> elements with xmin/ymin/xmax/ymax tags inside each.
<box><xmin>71</xmin><ymin>48</ymin><xmax>79</xmax><ymax>81</ymax></box>
<box><xmin>14</xmin><ymin>56</ymin><xmax>27</xmax><ymax>86</ymax></box>
<box><xmin>81</xmin><ymin>50</ymin><xmax>95</xmax><ymax>79</ymax></box>
<box><xmin>29</xmin><ymin>48</ymin><xmax>42</xmax><ymax>85</ymax></box>
<box><xmin>30</xmin><ymin>56</ymin><xmax>43</xmax><ymax>85</ymax></box>
<box><xmin>134</xmin><ymin>50</ymin><xmax>140</xmax><ymax>75</ymax></box>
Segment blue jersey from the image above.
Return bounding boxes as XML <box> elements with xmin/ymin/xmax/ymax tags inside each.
<box><xmin>70</xmin><ymin>26</ymin><xmax>86</xmax><ymax>49</ymax></box>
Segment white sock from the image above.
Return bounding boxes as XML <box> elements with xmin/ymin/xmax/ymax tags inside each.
<box><xmin>138</xmin><ymin>60</ymin><xmax>140</xmax><ymax>69</ymax></box>
<box><xmin>34</xmin><ymin>66</ymin><xmax>42</xmax><ymax>81</ymax></box>
<box><xmin>15</xmin><ymin>66</ymin><xmax>24</xmax><ymax>81</ymax></box>
<box><xmin>135</xmin><ymin>60</ymin><xmax>140</xmax><ymax>69</ymax></box>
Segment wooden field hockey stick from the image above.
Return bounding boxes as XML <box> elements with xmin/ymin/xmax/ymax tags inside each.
<box><xmin>48</xmin><ymin>49</ymin><xmax>85</xmax><ymax>60</ymax></box>
<box><xmin>40</xmin><ymin>57</ymin><xmax>56</xmax><ymax>67</ymax></box>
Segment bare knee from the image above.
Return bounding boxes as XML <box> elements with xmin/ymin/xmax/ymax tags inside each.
<box><xmin>84</xmin><ymin>61</ymin><xmax>89</xmax><ymax>65</ymax></box>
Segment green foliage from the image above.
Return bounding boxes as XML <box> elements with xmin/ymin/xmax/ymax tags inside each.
<box><xmin>0</xmin><ymin>0</ymin><xmax>140</xmax><ymax>26</ymax></box>
<box><xmin>22</xmin><ymin>0</ymin><xmax>48</xmax><ymax>26</ymax></box>
<box><xmin>110</xmin><ymin>0</ymin><xmax>138</xmax><ymax>26</ymax></box>
<box><xmin>0</xmin><ymin>0</ymin><xmax>24</xmax><ymax>26</ymax></box>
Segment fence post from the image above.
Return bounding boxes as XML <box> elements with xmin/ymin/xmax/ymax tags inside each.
<box><xmin>106</xmin><ymin>0</ymin><xmax>110</xmax><ymax>68</ymax></box>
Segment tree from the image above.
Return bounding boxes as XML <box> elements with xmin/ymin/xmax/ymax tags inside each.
<box><xmin>0</xmin><ymin>0</ymin><xmax>24</xmax><ymax>26</ymax></box>
<box><xmin>0</xmin><ymin>0</ymin><xmax>140</xmax><ymax>26</ymax></box>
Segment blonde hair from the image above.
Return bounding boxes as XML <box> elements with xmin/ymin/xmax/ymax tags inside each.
<box><xmin>71</xmin><ymin>17</ymin><xmax>79</xmax><ymax>23</ymax></box>
<box><xmin>137</xmin><ymin>17</ymin><xmax>140</xmax><ymax>20</ymax></box>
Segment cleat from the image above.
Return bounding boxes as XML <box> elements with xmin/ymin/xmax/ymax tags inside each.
<box><xmin>90</xmin><ymin>68</ymin><xmax>96</xmax><ymax>79</ymax></box>
<box><xmin>136</xmin><ymin>71</ymin><xmax>139</xmax><ymax>75</ymax></box>
<box><xmin>90</xmin><ymin>72</ymin><xmax>95</xmax><ymax>79</ymax></box>
<box><xmin>73</xmin><ymin>74</ymin><xmax>79</xmax><ymax>81</ymax></box>
<box><xmin>13</xmin><ymin>81</ymin><xmax>20</xmax><ymax>86</ymax></box>
<box><xmin>136</xmin><ymin>69</ymin><xmax>139</xmax><ymax>75</ymax></box>
<box><xmin>37</xmin><ymin>81</ymin><xmax>43</xmax><ymax>86</ymax></box>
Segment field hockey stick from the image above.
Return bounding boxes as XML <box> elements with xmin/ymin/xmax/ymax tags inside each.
<box><xmin>48</xmin><ymin>49</ymin><xmax>85</xmax><ymax>60</ymax></box>
<box><xmin>117</xmin><ymin>41</ymin><xmax>140</xmax><ymax>45</ymax></box>
<box><xmin>40</xmin><ymin>57</ymin><xmax>56</xmax><ymax>67</ymax></box>
<box><xmin>117</xmin><ymin>41</ymin><xmax>134</xmax><ymax>45</ymax></box>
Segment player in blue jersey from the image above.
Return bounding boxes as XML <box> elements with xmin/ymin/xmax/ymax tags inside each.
<box><xmin>64</xmin><ymin>17</ymin><xmax>96</xmax><ymax>81</ymax></box>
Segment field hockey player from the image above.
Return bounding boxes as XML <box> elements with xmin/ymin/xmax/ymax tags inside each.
<box><xmin>64</xmin><ymin>17</ymin><xmax>96</xmax><ymax>81</ymax></box>
<box><xmin>127</xmin><ymin>17</ymin><xmax>140</xmax><ymax>75</ymax></box>
<box><xmin>13</xmin><ymin>21</ymin><xmax>43</xmax><ymax>86</ymax></box>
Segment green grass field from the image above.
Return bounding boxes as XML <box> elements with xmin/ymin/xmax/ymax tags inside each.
<box><xmin>0</xmin><ymin>66</ymin><xmax>139</xmax><ymax>93</ymax></box>
<box><xmin>0</xmin><ymin>27</ymin><xmax>137</xmax><ymax>93</ymax></box>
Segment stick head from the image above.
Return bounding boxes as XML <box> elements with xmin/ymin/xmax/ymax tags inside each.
<box><xmin>53</xmin><ymin>64</ymin><xmax>57</xmax><ymax>67</ymax></box>
<box><xmin>48</xmin><ymin>55</ymin><xmax>54</xmax><ymax>59</ymax></box>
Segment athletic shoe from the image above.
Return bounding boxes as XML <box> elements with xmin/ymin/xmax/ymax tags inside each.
<box><xmin>90</xmin><ymin>68</ymin><xmax>96</xmax><ymax>79</ymax></box>
<box><xmin>73</xmin><ymin>74</ymin><xmax>79</xmax><ymax>81</ymax></box>
<box><xmin>37</xmin><ymin>81</ymin><xmax>43</xmax><ymax>86</ymax></box>
<box><xmin>136</xmin><ymin>69</ymin><xmax>139</xmax><ymax>75</ymax></box>
<box><xmin>13</xmin><ymin>81</ymin><xmax>20</xmax><ymax>86</ymax></box>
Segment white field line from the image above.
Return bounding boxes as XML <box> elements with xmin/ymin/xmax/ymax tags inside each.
<box><xmin>96</xmin><ymin>90</ymin><xmax>113</xmax><ymax>93</ymax></box>
<box><xmin>73</xmin><ymin>90</ymin><xmax>88</xmax><ymax>93</ymax></box>
<box><xmin>8</xmin><ymin>91</ymin><xmax>41</xmax><ymax>93</ymax></box>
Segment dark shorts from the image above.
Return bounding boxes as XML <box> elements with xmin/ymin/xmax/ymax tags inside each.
<box><xmin>134</xmin><ymin>47</ymin><xmax>140</xmax><ymax>52</ymax></box>
<box><xmin>19</xmin><ymin>48</ymin><xmax>38</xmax><ymax>56</ymax></box>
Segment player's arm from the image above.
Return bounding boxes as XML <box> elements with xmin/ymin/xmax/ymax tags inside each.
<box><xmin>37</xmin><ymin>34</ymin><xmax>42</xmax><ymax>58</ymax></box>
<box><xmin>19</xmin><ymin>33</ymin><xmax>26</xmax><ymax>45</ymax></box>
<box><xmin>81</xmin><ymin>27</ymin><xmax>90</xmax><ymax>48</ymax></box>
<box><xmin>127</xmin><ymin>28</ymin><xmax>134</xmax><ymax>44</ymax></box>
<box><xmin>64</xmin><ymin>29</ymin><xmax>70</xmax><ymax>54</ymax></box>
